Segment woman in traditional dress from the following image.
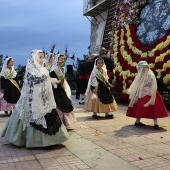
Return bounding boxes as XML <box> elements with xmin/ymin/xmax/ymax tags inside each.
<box><xmin>0</xmin><ymin>58</ymin><xmax>20</xmax><ymax>114</ymax></box>
<box><xmin>1</xmin><ymin>50</ymin><xmax>69</xmax><ymax>148</ymax></box>
<box><xmin>50</xmin><ymin>54</ymin><xmax>76</xmax><ymax>129</ymax></box>
<box><xmin>126</xmin><ymin>61</ymin><xmax>169</xmax><ymax>129</ymax></box>
<box><xmin>84</xmin><ymin>58</ymin><xmax>118</xmax><ymax>119</ymax></box>
<box><xmin>44</xmin><ymin>53</ymin><xmax>55</xmax><ymax>72</ymax></box>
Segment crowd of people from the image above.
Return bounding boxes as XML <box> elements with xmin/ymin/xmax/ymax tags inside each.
<box><xmin>0</xmin><ymin>47</ymin><xmax>169</xmax><ymax>148</ymax></box>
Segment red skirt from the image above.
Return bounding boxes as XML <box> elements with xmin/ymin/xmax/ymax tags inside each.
<box><xmin>126</xmin><ymin>91</ymin><xmax>169</xmax><ymax>119</ymax></box>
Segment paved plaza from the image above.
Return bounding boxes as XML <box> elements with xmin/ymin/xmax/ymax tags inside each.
<box><xmin>0</xmin><ymin>98</ymin><xmax>170</xmax><ymax>170</ymax></box>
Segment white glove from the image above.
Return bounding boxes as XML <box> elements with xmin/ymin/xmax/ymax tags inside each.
<box><xmin>50</xmin><ymin>78</ymin><xmax>61</xmax><ymax>84</ymax></box>
<box><xmin>53</xmin><ymin>84</ymin><xmax>57</xmax><ymax>89</ymax></box>
<box><xmin>50</xmin><ymin>78</ymin><xmax>61</xmax><ymax>89</ymax></box>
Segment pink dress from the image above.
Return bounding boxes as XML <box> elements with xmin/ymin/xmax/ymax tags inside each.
<box><xmin>56</xmin><ymin>108</ymin><xmax>76</xmax><ymax>127</ymax></box>
<box><xmin>0</xmin><ymin>90</ymin><xmax>15</xmax><ymax>112</ymax></box>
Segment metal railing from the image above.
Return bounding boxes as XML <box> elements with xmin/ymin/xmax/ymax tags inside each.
<box><xmin>83</xmin><ymin>0</ymin><xmax>101</xmax><ymax>13</ymax></box>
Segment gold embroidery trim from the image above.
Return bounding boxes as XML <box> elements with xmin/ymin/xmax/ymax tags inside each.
<box><xmin>9</xmin><ymin>79</ymin><xmax>20</xmax><ymax>91</ymax></box>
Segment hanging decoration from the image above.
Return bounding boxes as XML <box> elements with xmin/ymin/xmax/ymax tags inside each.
<box><xmin>137</xmin><ymin>0</ymin><xmax>170</xmax><ymax>45</ymax></box>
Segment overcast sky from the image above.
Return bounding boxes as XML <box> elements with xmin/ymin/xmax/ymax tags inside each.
<box><xmin>0</xmin><ymin>0</ymin><xmax>90</xmax><ymax>66</ymax></box>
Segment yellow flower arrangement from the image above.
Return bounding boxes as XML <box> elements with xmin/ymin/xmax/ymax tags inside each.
<box><xmin>112</xmin><ymin>24</ymin><xmax>170</xmax><ymax>93</ymax></box>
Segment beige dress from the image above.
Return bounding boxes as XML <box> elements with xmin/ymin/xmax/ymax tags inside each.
<box><xmin>84</xmin><ymin>68</ymin><xmax>118</xmax><ymax>113</ymax></box>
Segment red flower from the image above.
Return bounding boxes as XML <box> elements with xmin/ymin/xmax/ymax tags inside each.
<box><xmin>113</xmin><ymin>24</ymin><xmax>170</xmax><ymax>101</ymax></box>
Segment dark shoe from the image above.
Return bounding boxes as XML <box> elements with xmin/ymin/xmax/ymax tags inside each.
<box><xmin>105</xmin><ymin>114</ymin><xmax>113</xmax><ymax>119</ymax></box>
<box><xmin>4</xmin><ymin>111</ymin><xmax>8</xmax><ymax>114</ymax></box>
<box><xmin>9</xmin><ymin>111</ymin><xmax>12</xmax><ymax>115</ymax></box>
<box><xmin>67</xmin><ymin>127</ymin><xmax>73</xmax><ymax>131</ymax></box>
<box><xmin>92</xmin><ymin>115</ymin><xmax>101</xmax><ymax>118</ymax></box>
<box><xmin>154</xmin><ymin>125</ymin><xmax>159</xmax><ymax>129</ymax></box>
<box><xmin>134</xmin><ymin>122</ymin><xmax>145</xmax><ymax>126</ymax></box>
<box><xmin>79</xmin><ymin>102</ymin><xmax>84</xmax><ymax>105</ymax></box>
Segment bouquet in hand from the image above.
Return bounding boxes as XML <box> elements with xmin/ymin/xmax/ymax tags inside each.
<box><xmin>59</xmin><ymin>74</ymin><xmax>64</xmax><ymax>85</ymax></box>
<box><xmin>8</xmin><ymin>74</ymin><xmax>12</xmax><ymax>79</ymax></box>
<box><xmin>98</xmin><ymin>73</ymin><xmax>105</xmax><ymax>82</ymax></box>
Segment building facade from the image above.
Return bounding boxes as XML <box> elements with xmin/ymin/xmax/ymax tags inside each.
<box><xmin>83</xmin><ymin>0</ymin><xmax>115</xmax><ymax>54</ymax></box>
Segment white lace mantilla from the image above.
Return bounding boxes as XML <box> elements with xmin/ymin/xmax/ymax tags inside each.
<box><xmin>1</xmin><ymin>68</ymin><xmax>17</xmax><ymax>79</ymax></box>
<box><xmin>45</xmin><ymin>63</ymin><xmax>52</xmax><ymax>72</ymax></box>
<box><xmin>16</xmin><ymin>66</ymin><xmax>56</xmax><ymax>130</ymax></box>
<box><xmin>128</xmin><ymin>61</ymin><xmax>157</xmax><ymax>107</ymax></box>
<box><xmin>85</xmin><ymin>59</ymin><xmax>108</xmax><ymax>96</ymax></box>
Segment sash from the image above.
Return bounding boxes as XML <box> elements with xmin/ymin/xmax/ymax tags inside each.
<box><xmin>9</xmin><ymin>79</ymin><xmax>20</xmax><ymax>91</ymax></box>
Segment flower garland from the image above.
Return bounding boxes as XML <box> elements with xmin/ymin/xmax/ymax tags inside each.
<box><xmin>113</xmin><ymin>24</ymin><xmax>170</xmax><ymax>99</ymax></box>
<box><xmin>114</xmin><ymin>0</ymin><xmax>147</xmax><ymax>29</ymax></box>
<box><xmin>111</xmin><ymin>0</ymin><xmax>147</xmax><ymax>49</ymax></box>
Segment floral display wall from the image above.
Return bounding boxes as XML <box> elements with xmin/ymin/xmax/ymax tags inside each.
<box><xmin>112</xmin><ymin>0</ymin><xmax>170</xmax><ymax>100</ymax></box>
<box><xmin>113</xmin><ymin>0</ymin><xmax>147</xmax><ymax>30</ymax></box>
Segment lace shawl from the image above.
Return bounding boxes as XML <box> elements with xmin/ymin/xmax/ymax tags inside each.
<box><xmin>16</xmin><ymin>50</ymin><xmax>56</xmax><ymax>130</ymax></box>
<box><xmin>0</xmin><ymin>57</ymin><xmax>17</xmax><ymax>79</ymax></box>
<box><xmin>85</xmin><ymin>58</ymin><xmax>108</xmax><ymax>95</ymax></box>
<box><xmin>45</xmin><ymin>53</ymin><xmax>54</xmax><ymax>72</ymax></box>
<box><xmin>45</xmin><ymin>63</ymin><xmax>52</xmax><ymax>72</ymax></box>
<box><xmin>1</xmin><ymin>68</ymin><xmax>17</xmax><ymax>79</ymax></box>
<box><xmin>128</xmin><ymin>61</ymin><xmax>157</xmax><ymax>107</ymax></box>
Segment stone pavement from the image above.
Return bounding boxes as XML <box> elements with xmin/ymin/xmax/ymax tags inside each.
<box><xmin>0</xmin><ymin>97</ymin><xmax>170</xmax><ymax>170</ymax></box>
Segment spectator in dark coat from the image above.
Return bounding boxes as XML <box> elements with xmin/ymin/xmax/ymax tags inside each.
<box><xmin>78</xmin><ymin>56</ymin><xmax>91</xmax><ymax>104</ymax></box>
<box><xmin>85</xmin><ymin>53</ymin><xmax>97</xmax><ymax>79</ymax></box>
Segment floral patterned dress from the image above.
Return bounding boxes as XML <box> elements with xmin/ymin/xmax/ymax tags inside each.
<box><xmin>137</xmin><ymin>0</ymin><xmax>170</xmax><ymax>45</ymax></box>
